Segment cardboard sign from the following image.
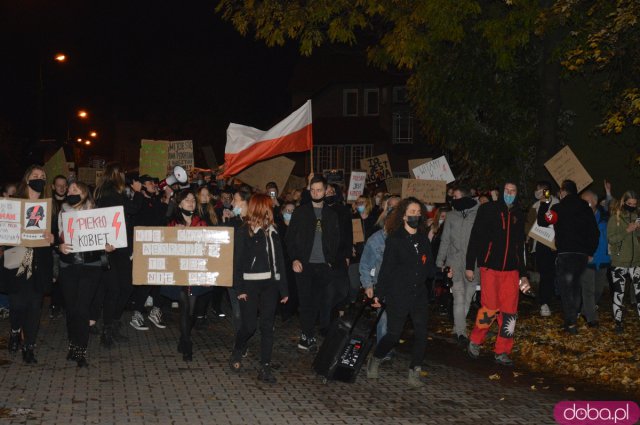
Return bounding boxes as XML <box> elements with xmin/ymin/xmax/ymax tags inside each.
<box><xmin>544</xmin><ymin>146</ymin><xmax>593</xmax><ymax>193</ymax></box>
<box><xmin>412</xmin><ymin>156</ymin><xmax>455</xmax><ymax>184</ymax></box>
<box><xmin>201</xmin><ymin>145</ymin><xmax>218</xmax><ymax>169</ymax></box>
<box><xmin>61</xmin><ymin>206</ymin><xmax>127</xmax><ymax>252</ymax></box>
<box><xmin>235</xmin><ymin>155</ymin><xmax>295</xmax><ymax>194</ymax></box>
<box><xmin>352</xmin><ymin>218</ymin><xmax>365</xmax><ymax>244</ymax></box>
<box><xmin>139</xmin><ymin>140</ymin><xmax>169</xmax><ymax>179</ymax></box>
<box><xmin>0</xmin><ymin>198</ymin><xmax>52</xmax><ymax>247</ymax></box>
<box><xmin>132</xmin><ymin>226</ymin><xmax>234</xmax><ymax>287</ymax></box>
<box><xmin>43</xmin><ymin>148</ymin><xmax>68</xmax><ymax>197</ymax></box>
<box><xmin>77</xmin><ymin>167</ymin><xmax>97</xmax><ymax>186</ymax></box>
<box><xmin>401</xmin><ymin>179</ymin><xmax>447</xmax><ymax>203</ymax></box>
<box><xmin>528</xmin><ymin>222</ymin><xmax>556</xmax><ymax>250</ymax></box>
<box><xmin>360</xmin><ymin>154</ymin><xmax>393</xmax><ymax>184</ymax></box>
<box><xmin>324</xmin><ymin>169</ymin><xmax>344</xmax><ymax>186</ymax></box>
<box><xmin>347</xmin><ymin>171</ymin><xmax>367</xmax><ymax>201</ymax></box>
<box><xmin>384</xmin><ymin>177</ymin><xmax>403</xmax><ymax>195</ymax></box>
<box><xmin>167</xmin><ymin>140</ymin><xmax>194</xmax><ymax>175</ymax></box>
<box><xmin>408</xmin><ymin>158</ymin><xmax>432</xmax><ymax>178</ymax></box>
<box><xmin>284</xmin><ymin>175</ymin><xmax>307</xmax><ymax>193</ymax></box>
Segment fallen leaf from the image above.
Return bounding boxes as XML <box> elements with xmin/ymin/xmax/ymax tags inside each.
<box><xmin>530</xmin><ymin>385</ymin><xmax>537</xmax><ymax>391</ymax></box>
<box><xmin>420</xmin><ymin>370</ymin><xmax>429</xmax><ymax>377</ymax></box>
<box><xmin>489</xmin><ymin>374</ymin><xmax>501</xmax><ymax>380</ymax></box>
<box><xmin>566</xmin><ymin>387</ymin><xmax>576</xmax><ymax>392</ymax></box>
<box><xmin>513</xmin><ymin>372</ymin><xmax>522</xmax><ymax>378</ymax></box>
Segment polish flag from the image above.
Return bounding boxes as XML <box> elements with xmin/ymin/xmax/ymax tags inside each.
<box><xmin>222</xmin><ymin>100</ymin><xmax>313</xmax><ymax>176</ymax></box>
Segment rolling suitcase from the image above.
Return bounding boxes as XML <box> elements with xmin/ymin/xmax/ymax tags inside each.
<box><xmin>312</xmin><ymin>299</ymin><xmax>382</xmax><ymax>383</ymax></box>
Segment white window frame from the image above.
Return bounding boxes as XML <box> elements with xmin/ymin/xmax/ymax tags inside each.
<box><xmin>392</xmin><ymin>113</ymin><xmax>414</xmax><ymax>144</ymax></box>
<box><xmin>311</xmin><ymin>144</ymin><xmax>374</xmax><ymax>174</ymax></box>
<box><xmin>343</xmin><ymin>89</ymin><xmax>359</xmax><ymax>117</ymax></box>
<box><xmin>364</xmin><ymin>88</ymin><xmax>379</xmax><ymax>116</ymax></box>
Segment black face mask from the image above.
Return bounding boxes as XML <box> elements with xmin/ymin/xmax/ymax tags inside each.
<box><xmin>180</xmin><ymin>208</ymin><xmax>194</xmax><ymax>217</ymax></box>
<box><xmin>451</xmin><ymin>197</ymin><xmax>476</xmax><ymax>212</ymax></box>
<box><xmin>623</xmin><ymin>204</ymin><xmax>637</xmax><ymax>213</ymax></box>
<box><xmin>66</xmin><ymin>194</ymin><xmax>82</xmax><ymax>205</ymax></box>
<box><xmin>406</xmin><ymin>216</ymin><xmax>422</xmax><ymax>229</ymax></box>
<box><xmin>28</xmin><ymin>179</ymin><xmax>46</xmax><ymax>193</ymax></box>
<box><xmin>311</xmin><ymin>196</ymin><xmax>325</xmax><ymax>204</ymax></box>
<box><xmin>325</xmin><ymin>195</ymin><xmax>338</xmax><ymax>205</ymax></box>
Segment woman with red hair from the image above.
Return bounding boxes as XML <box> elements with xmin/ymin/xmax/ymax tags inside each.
<box><xmin>229</xmin><ymin>193</ymin><xmax>289</xmax><ymax>383</ymax></box>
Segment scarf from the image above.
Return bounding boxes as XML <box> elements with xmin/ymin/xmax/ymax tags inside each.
<box><xmin>16</xmin><ymin>248</ymin><xmax>34</xmax><ymax>279</ymax></box>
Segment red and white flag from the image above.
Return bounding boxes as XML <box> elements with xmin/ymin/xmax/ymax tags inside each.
<box><xmin>222</xmin><ymin>100</ymin><xmax>312</xmax><ymax>176</ymax></box>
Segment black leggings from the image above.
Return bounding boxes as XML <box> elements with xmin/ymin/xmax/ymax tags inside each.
<box><xmin>101</xmin><ymin>250</ymin><xmax>133</xmax><ymax>326</ymax></box>
<box><xmin>60</xmin><ymin>265</ymin><xmax>100</xmax><ymax>347</ymax></box>
<box><xmin>9</xmin><ymin>285</ymin><xmax>43</xmax><ymax>346</ymax></box>
<box><xmin>233</xmin><ymin>280</ymin><xmax>279</xmax><ymax>364</ymax></box>
<box><xmin>178</xmin><ymin>291</ymin><xmax>209</xmax><ymax>342</ymax></box>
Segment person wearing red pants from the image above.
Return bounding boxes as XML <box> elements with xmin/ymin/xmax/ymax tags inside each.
<box><xmin>464</xmin><ymin>182</ymin><xmax>531</xmax><ymax>366</ymax></box>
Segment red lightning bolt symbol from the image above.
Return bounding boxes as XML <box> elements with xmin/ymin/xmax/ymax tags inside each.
<box><xmin>29</xmin><ymin>205</ymin><xmax>42</xmax><ymax>225</ymax></box>
<box><xmin>67</xmin><ymin>218</ymin><xmax>74</xmax><ymax>242</ymax></box>
<box><xmin>113</xmin><ymin>212</ymin><xmax>122</xmax><ymax>240</ymax></box>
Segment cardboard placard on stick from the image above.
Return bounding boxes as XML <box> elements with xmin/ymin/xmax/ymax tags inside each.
<box><xmin>544</xmin><ymin>146</ymin><xmax>593</xmax><ymax>193</ymax></box>
<box><xmin>346</xmin><ymin>171</ymin><xmax>367</xmax><ymax>201</ymax></box>
<box><xmin>352</xmin><ymin>218</ymin><xmax>364</xmax><ymax>244</ymax></box>
<box><xmin>360</xmin><ymin>154</ymin><xmax>393</xmax><ymax>184</ymax></box>
<box><xmin>412</xmin><ymin>156</ymin><xmax>455</xmax><ymax>183</ymax></box>
<box><xmin>0</xmin><ymin>198</ymin><xmax>52</xmax><ymax>247</ymax></box>
<box><xmin>408</xmin><ymin>158</ymin><xmax>432</xmax><ymax>178</ymax></box>
<box><xmin>235</xmin><ymin>156</ymin><xmax>295</xmax><ymax>194</ymax></box>
<box><xmin>528</xmin><ymin>222</ymin><xmax>556</xmax><ymax>250</ymax></box>
<box><xmin>401</xmin><ymin>179</ymin><xmax>447</xmax><ymax>203</ymax></box>
<box><xmin>167</xmin><ymin>140</ymin><xmax>194</xmax><ymax>175</ymax></box>
<box><xmin>139</xmin><ymin>140</ymin><xmax>169</xmax><ymax>179</ymax></box>
<box><xmin>61</xmin><ymin>206</ymin><xmax>127</xmax><ymax>253</ymax></box>
<box><xmin>384</xmin><ymin>177</ymin><xmax>403</xmax><ymax>195</ymax></box>
<box><xmin>132</xmin><ymin>226</ymin><xmax>234</xmax><ymax>287</ymax></box>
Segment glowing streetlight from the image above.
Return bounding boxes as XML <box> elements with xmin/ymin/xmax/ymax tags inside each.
<box><xmin>84</xmin><ymin>140</ymin><xmax>91</xmax><ymax>146</ymax></box>
<box><xmin>89</xmin><ymin>131</ymin><xmax>97</xmax><ymax>138</ymax></box>
<box><xmin>78</xmin><ymin>110</ymin><xmax>88</xmax><ymax>119</ymax></box>
<box><xmin>54</xmin><ymin>54</ymin><xmax>67</xmax><ymax>62</ymax></box>
<box><xmin>76</xmin><ymin>138</ymin><xmax>83</xmax><ymax>142</ymax></box>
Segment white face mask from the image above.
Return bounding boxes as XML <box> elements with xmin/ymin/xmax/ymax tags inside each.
<box><xmin>425</xmin><ymin>205</ymin><xmax>434</xmax><ymax>213</ymax></box>
<box><xmin>438</xmin><ymin>219</ymin><xmax>444</xmax><ymax>225</ymax></box>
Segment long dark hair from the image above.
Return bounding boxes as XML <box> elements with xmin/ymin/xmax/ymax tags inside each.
<box><xmin>15</xmin><ymin>165</ymin><xmax>46</xmax><ymax>200</ymax></box>
<box><xmin>172</xmin><ymin>189</ymin><xmax>195</xmax><ymax>226</ymax></box>
<box><xmin>384</xmin><ymin>197</ymin><xmax>428</xmax><ymax>235</ymax></box>
<box><xmin>94</xmin><ymin>162</ymin><xmax>126</xmax><ymax>200</ymax></box>
<box><xmin>196</xmin><ymin>186</ymin><xmax>218</xmax><ymax>225</ymax></box>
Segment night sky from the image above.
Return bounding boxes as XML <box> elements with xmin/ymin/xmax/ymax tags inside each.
<box><xmin>1</xmin><ymin>0</ymin><xmax>299</xmax><ymax>179</ymax></box>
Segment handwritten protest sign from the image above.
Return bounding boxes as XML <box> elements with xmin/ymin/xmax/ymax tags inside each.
<box><xmin>528</xmin><ymin>222</ymin><xmax>556</xmax><ymax>250</ymax></box>
<box><xmin>385</xmin><ymin>177</ymin><xmax>403</xmax><ymax>195</ymax></box>
<box><xmin>401</xmin><ymin>179</ymin><xmax>447</xmax><ymax>203</ymax></box>
<box><xmin>408</xmin><ymin>158</ymin><xmax>432</xmax><ymax>178</ymax></box>
<box><xmin>0</xmin><ymin>199</ymin><xmax>52</xmax><ymax>247</ymax></box>
<box><xmin>235</xmin><ymin>156</ymin><xmax>295</xmax><ymax>194</ymax></box>
<box><xmin>360</xmin><ymin>154</ymin><xmax>393</xmax><ymax>184</ymax></box>
<box><xmin>347</xmin><ymin>171</ymin><xmax>367</xmax><ymax>201</ymax></box>
<box><xmin>139</xmin><ymin>140</ymin><xmax>169</xmax><ymax>179</ymax></box>
<box><xmin>132</xmin><ymin>226</ymin><xmax>234</xmax><ymax>287</ymax></box>
<box><xmin>61</xmin><ymin>206</ymin><xmax>127</xmax><ymax>253</ymax></box>
<box><xmin>544</xmin><ymin>146</ymin><xmax>593</xmax><ymax>193</ymax></box>
<box><xmin>167</xmin><ymin>140</ymin><xmax>194</xmax><ymax>175</ymax></box>
<box><xmin>352</xmin><ymin>219</ymin><xmax>364</xmax><ymax>243</ymax></box>
<box><xmin>412</xmin><ymin>156</ymin><xmax>455</xmax><ymax>183</ymax></box>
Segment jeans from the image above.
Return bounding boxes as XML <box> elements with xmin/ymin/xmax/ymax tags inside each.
<box><xmin>233</xmin><ymin>279</ymin><xmax>279</xmax><ymax>364</ymax></box>
<box><xmin>294</xmin><ymin>263</ymin><xmax>331</xmax><ymax>338</ymax></box>
<box><xmin>60</xmin><ymin>265</ymin><xmax>101</xmax><ymax>347</ymax></box>
<box><xmin>556</xmin><ymin>253</ymin><xmax>588</xmax><ymax>327</ymax></box>
<box><xmin>579</xmin><ymin>265</ymin><xmax>608</xmax><ymax>322</ymax></box>
<box><xmin>376</xmin><ymin>310</ymin><xmax>388</xmax><ymax>344</ymax></box>
<box><xmin>451</xmin><ymin>274</ymin><xmax>476</xmax><ymax>337</ymax></box>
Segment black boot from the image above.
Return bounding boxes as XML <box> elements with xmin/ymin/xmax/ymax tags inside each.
<box><xmin>112</xmin><ymin>321</ymin><xmax>129</xmax><ymax>342</ymax></box>
<box><xmin>101</xmin><ymin>325</ymin><xmax>114</xmax><ymax>348</ymax></box>
<box><xmin>67</xmin><ymin>343</ymin><xmax>78</xmax><ymax>361</ymax></box>
<box><xmin>8</xmin><ymin>330</ymin><xmax>21</xmax><ymax>353</ymax></box>
<box><xmin>22</xmin><ymin>345</ymin><xmax>37</xmax><ymax>364</ymax></box>
<box><xmin>76</xmin><ymin>346</ymin><xmax>88</xmax><ymax>368</ymax></box>
<box><xmin>258</xmin><ymin>363</ymin><xmax>277</xmax><ymax>384</ymax></box>
<box><xmin>182</xmin><ymin>339</ymin><xmax>193</xmax><ymax>362</ymax></box>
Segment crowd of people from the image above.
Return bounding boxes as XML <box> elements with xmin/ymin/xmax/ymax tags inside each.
<box><xmin>0</xmin><ymin>163</ymin><xmax>639</xmax><ymax>387</ymax></box>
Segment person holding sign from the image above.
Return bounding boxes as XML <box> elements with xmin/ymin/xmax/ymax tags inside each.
<box><xmin>367</xmin><ymin>197</ymin><xmax>435</xmax><ymax>387</ymax></box>
<box><xmin>56</xmin><ymin>182</ymin><xmax>115</xmax><ymax>367</ymax></box>
<box><xmin>5</xmin><ymin>165</ymin><xmax>54</xmax><ymax>364</ymax></box>
<box><xmin>229</xmin><ymin>194</ymin><xmax>289</xmax><ymax>383</ymax></box>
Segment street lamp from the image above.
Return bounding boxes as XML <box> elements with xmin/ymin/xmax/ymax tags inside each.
<box><xmin>84</xmin><ymin>140</ymin><xmax>91</xmax><ymax>146</ymax></box>
<box><xmin>76</xmin><ymin>138</ymin><xmax>82</xmax><ymax>142</ymax></box>
<box><xmin>89</xmin><ymin>131</ymin><xmax>97</xmax><ymax>138</ymax></box>
<box><xmin>54</xmin><ymin>53</ymin><xmax>66</xmax><ymax>62</ymax></box>
<box><xmin>78</xmin><ymin>110</ymin><xmax>88</xmax><ymax>119</ymax></box>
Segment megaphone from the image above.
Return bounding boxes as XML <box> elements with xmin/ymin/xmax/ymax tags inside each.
<box><xmin>158</xmin><ymin>165</ymin><xmax>188</xmax><ymax>190</ymax></box>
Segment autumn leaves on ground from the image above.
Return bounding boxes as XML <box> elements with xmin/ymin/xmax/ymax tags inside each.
<box><xmin>431</xmin><ymin>294</ymin><xmax>640</xmax><ymax>399</ymax></box>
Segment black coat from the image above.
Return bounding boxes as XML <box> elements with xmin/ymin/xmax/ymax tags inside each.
<box><xmin>537</xmin><ymin>193</ymin><xmax>599</xmax><ymax>256</ymax></box>
<box><xmin>376</xmin><ymin>228</ymin><xmax>435</xmax><ymax>301</ymax></box>
<box><xmin>285</xmin><ymin>202</ymin><xmax>340</xmax><ymax>266</ymax></box>
<box><xmin>466</xmin><ymin>200</ymin><xmax>526</xmax><ymax>276</ymax></box>
<box><xmin>95</xmin><ymin>182</ymin><xmax>144</xmax><ymax>251</ymax></box>
<box><xmin>4</xmin><ymin>246</ymin><xmax>53</xmax><ymax>294</ymax></box>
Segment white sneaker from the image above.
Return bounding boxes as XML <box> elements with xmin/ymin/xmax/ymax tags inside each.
<box><xmin>148</xmin><ymin>307</ymin><xmax>166</xmax><ymax>329</ymax></box>
<box><xmin>130</xmin><ymin>311</ymin><xmax>149</xmax><ymax>331</ymax></box>
<box><xmin>540</xmin><ymin>304</ymin><xmax>551</xmax><ymax>317</ymax></box>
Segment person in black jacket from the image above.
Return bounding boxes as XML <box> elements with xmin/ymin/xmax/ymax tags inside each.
<box><xmin>465</xmin><ymin>182</ymin><xmax>531</xmax><ymax>366</ymax></box>
<box><xmin>229</xmin><ymin>194</ymin><xmax>289</xmax><ymax>383</ymax></box>
<box><xmin>367</xmin><ymin>197</ymin><xmax>435</xmax><ymax>387</ymax></box>
<box><xmin>5</xmin><ymin>165</ymin><xmax>54</xmax><ymax>363</ymax></box>
<box><xmin>537</xmin><ymin>179</ymin><xmax>599</xmax><ymax>334</ymax></box>
<box><xmin>285</xmin><ymin>175</ymin><xmax>340</xmax><ymax>352</ymax></box>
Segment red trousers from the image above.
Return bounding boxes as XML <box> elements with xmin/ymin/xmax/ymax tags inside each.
<box><xmin>470</xmin><ymin>268</ymin><xmax>520</xmax><ymax>354</ymax></box>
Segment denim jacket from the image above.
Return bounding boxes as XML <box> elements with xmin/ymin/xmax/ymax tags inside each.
<box><xmin>359</xmin><ymin>229</ymin><xmax>386</xmax><ymax>289</ymax></box>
